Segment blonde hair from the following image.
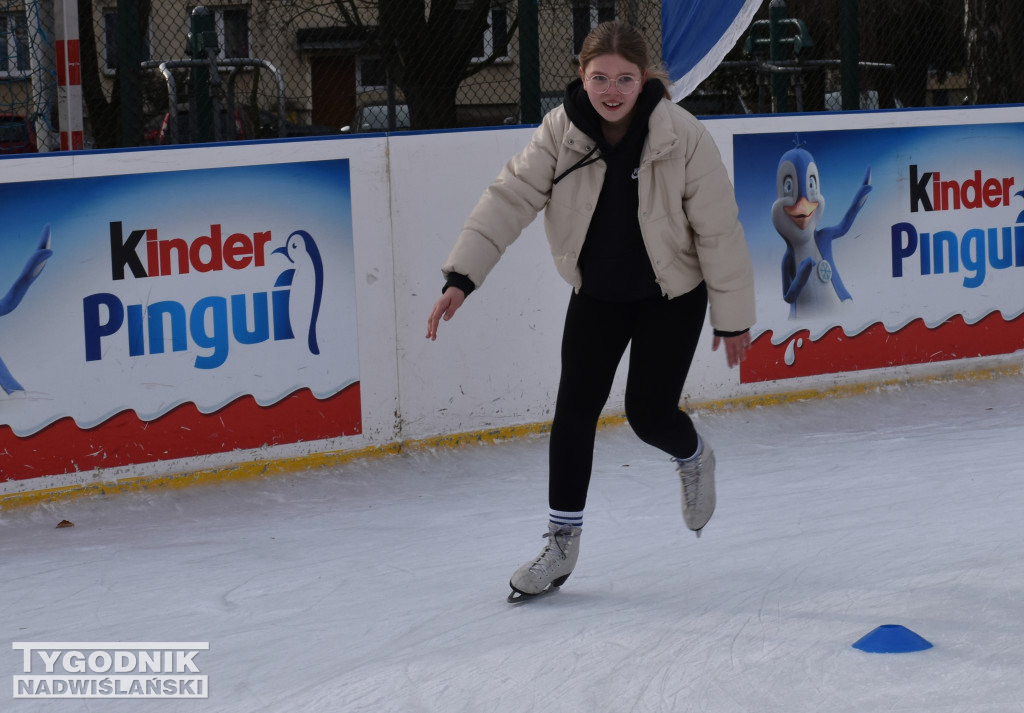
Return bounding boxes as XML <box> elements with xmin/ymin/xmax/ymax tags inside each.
<box><xmin>578</xmin><ymin>21</ymin><xmax>669</xmax><ymax>97</ymax></box>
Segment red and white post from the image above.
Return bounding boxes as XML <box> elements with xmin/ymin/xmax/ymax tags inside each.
<box><xmin>55</xmin><ymin>0</ymin><xmax>84</xmax><ymax>150</ymax></box>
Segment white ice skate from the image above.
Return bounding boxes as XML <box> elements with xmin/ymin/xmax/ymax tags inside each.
<box><xmin>508</xmin><ymin>522</ymin><xmax>582</xmax><ymax>602</ymax></box>
<box><xmin>673</xmin><ymin>438</ymin><xmax>716</xmax><ymax>537</ymax></box>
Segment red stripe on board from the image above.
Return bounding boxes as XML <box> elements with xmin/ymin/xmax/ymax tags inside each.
<box><xmin>1</xmin><ymin>384</ymin><xmax>361</xmax><ymax>483</ymax></box>
<box><xmin>67</xmin><ymin>40</ymin><xmax>81</xmax><ymax>85</ymax></box>
<box><xmin>741</xmin><ymin>312</ymin><xmax>1024</xmax><ymax>383</ymax></box>
<box><xmin>56</xmin><ymin>40</ymin><xmax>81</xmax><ymax>86</ymax></box>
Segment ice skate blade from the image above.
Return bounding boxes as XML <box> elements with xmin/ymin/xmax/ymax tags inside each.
<box><xmin>507</xmin><ymin>585</ymin><xmax>560</xmax><ymax>604</ymax></box>
<box><xmin>507</xmin><ymin>573</ymin><xmax>570</xmax><ymax>603</ymax></box>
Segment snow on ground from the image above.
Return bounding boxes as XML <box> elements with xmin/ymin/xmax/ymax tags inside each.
<box><xmin>4</xmin><ymin>374</ymin><xmax>1024</xmax><ymax>712</ymax></box>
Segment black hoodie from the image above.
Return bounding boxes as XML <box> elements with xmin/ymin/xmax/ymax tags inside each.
<box><xmin>443</xmin><ymin>78</ymin><xmax>667</xmax><ymax>302</ymax></box>
<box><xmin>563</xmin><ymin>78</ymin><xmax>665</xmax><ymax>302</ymax></box>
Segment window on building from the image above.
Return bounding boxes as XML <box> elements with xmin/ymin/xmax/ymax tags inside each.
<box><xmin>572</xmin><ymin>1</ymin><xmax>617</xmax><ymax>55</ymax></box>
<box><xmin>187</xmin><ymin>5</ymin><xmax>251</xmax><ymax>60</ymax></box>
<box><xmin>455</xmin><ymin>3</ymin><xmax>510</xmax><ymax>64</ymax></box>
<box><xmin>357</xmin><ymin>56</ymin><xmax>387</xmax><ymax>91</ymax></box>
<box><xmin>477</xmin><ymin>5</ymin><xmax>509</xmax><ymax>62</ymax></box>
<box><xmin>103</xmin><ymin>8</ymin><xmax>152</xmax><ymax>73</ymax></box>
<box><xmin>218</xmin><ymin>7</ymin><xmax>250</xmax><ymax>59</ymax></box>
<box><xmin>0</xmin><ymin>10</ymin><xmax>29</xmax><ymax>78</ymax></box>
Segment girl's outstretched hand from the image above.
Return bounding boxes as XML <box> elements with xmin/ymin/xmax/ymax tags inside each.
<box><xmin>712</xmin><ymin>332</ymin><xmax>751</xmax><ymax>369</ymax></box>
<box><xmin>426</xmin><ymin>287</ymin><xmax>466</xmax><ymax>341</ymax></box>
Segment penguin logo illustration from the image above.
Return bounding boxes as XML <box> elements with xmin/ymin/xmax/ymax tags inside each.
<box><xmin>273</xmin><ymin>229</ymin><xmax>324</xmax><ymax>355</ymax></box>
<box><xmin>772</xmin><ymin>137</ymin><xmax>871</xmax><ymax>319</ymax></box>
<box><xmin>0</xmin><ymin>224</ymin><xmax>53</xmax><ymax>394</ymax></box>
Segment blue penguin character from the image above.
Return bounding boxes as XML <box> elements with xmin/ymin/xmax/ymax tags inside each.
<box><xmin>0</xmin><ymin>224</ymin><xmax>53</xmax><ymax>394</ymax></box>
<box><xmin>772</xmin><ymin>143</ymin><xmax>871</xmax><ymax>319</ymax></box>
<box><xmin>273</xmin><ymin>229</ymin><xmax>324</xmax><ymax>355</ymax></box>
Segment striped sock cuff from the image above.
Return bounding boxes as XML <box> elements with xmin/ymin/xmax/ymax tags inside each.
<box><xmin>549</xmin><ymin>509</ymin><xmax>584</xmax><ymax>528</ymax></box>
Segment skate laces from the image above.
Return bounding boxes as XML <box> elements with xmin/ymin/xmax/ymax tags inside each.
<box><xmin>674</xmin><ymin>455</ymin><xmax>703</xmax><ymax>508</ymax></box>
<box><xmin>528</xmin><ymin>527</ymin><xmax>575</xmax><ymax>575</ymax></box>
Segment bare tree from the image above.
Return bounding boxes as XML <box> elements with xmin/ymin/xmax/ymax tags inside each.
<box><xmin>301</xmin><ymin>0</ymin><xmax>517</xmax><ymax>129</ymax></box>
<box><xmin>966</xmin><ymin>0</ymin><xmax>1024</xmax><ymax>105</ymax></box>
<box><xmin>801</xmin><ymin>0</ymin><xmax>964</xmax><ymax>108</ymax></box>
<box><xmin>78</xmin><ymin>0</ymin><xmax>119</xmax><ymax>148</ymax></box>
<box><xmin>78</xmin><ymin>0</ymin><xmax>156</xmax><ymax>148</ymax></box>
<box><xmin>869</xmin><ymin>0</ymin><xmax>964</xmax><ymax>107</ymax></box>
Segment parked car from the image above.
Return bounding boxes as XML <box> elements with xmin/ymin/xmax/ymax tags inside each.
<box><xmin>256</xmin><ymin>110</ymin><xmax>342</xmax><ymax>139</ymax></box>
<box><xmin>505</xmin><ymin>92</ymin><xmax>564</xmax><ymax>124</ymax></box>
<box><xmin>0</xmin><ymin>114</ymin><xmax>37</xmax><ymax>154</ymax></box>
<box><xmin>341</xmin><ymin>103</ymin><xmax>411</xmax><ymax>133</ymax></box>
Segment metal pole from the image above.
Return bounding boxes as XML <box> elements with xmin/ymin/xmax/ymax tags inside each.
<box><xmin>387</xmin><ymin>73</ymin><xmax>398</xmax><ymax>131</ymax></box>
<box><xmin>769</xmin><ymin>0</ymin><xmax>789</xmax><ymax>113</ymax></box>
<box><xmin>840</xmin><ymin>0</ymin><xmax>860</xmax><ymax>110</ymax></box>
<box><xmin>518</xmin><ymin>0</ymin><xmax>540</xmax><ymax>124</ymax></box>
<box><xmin>187</xmin><ymin>6</ymin><xmax>217</xmax><ymax>143</ymax></box>
<box><xmin>146</xmin><ymin>58</ymin><xmax>288</xmax><ymax>139</ymax></box>
<box><xmin>54</xmin><ymin>0</ymin><xmax>84</xmax><ymax>150</ymax></box>
<box><xmin>117</xmin><ymin>0</ymin><xmax>143</xmax><ymax>146</ymax></box>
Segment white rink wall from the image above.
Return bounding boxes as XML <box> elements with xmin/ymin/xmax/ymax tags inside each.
<box><xmin>2</xmin><ymin>105</ymin><xmax>1023</xmax><ymax>497</ymax></box>
<box><xmin>394</xmin><ymin>105</ymin><xmax>1024</xmax><ymax>440</ymax></box>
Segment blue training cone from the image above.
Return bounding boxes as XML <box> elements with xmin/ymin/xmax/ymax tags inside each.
<box><xmin>852</xmin><ymin>624</ymin><xmax>933</xmax><ymax>653</ymax></box>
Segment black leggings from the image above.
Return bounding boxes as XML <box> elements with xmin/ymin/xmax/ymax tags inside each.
<box><xmin>548</xmin><ymin>283</ymin><xmax>708</xmax><ymax>512</ymax></box>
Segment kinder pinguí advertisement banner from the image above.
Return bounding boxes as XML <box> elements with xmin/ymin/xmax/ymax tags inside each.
<box><xmin>733</xmin><ymin>122</ymin><xmax>1024</xmax><ymax>383</ymax></box>
<box><xmin>0</xmin><ymin>159</ymin><xmax>360</xmax><ymax>479</ymax></box>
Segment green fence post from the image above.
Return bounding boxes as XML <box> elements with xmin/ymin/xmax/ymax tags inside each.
<box><xmin>769</xmin><ymin>0</ymin><xmax>789</xmax><ymax>113</ymax></box>
<box><xmin>186</xmin><ymin>5</ymin><xmax>218</xmax><ymax>143</ymax></box>
<box><xmin>518</xmin><ymin>0</ymin><xmax>540</xmax><ymax>124</ymax></box>
<box><xmin>840</xmin><ymin>0</ymin><xmax>860</xmax><ymax>110</ymax></box>
<box><xmin>117</xmin><ymin>0</ymin><xmax>143</xmax><ymax>147</ymax></box>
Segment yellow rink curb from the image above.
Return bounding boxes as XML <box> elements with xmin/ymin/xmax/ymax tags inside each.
<box><xmin>2</xmin><ymin>364</ymin><xmax>1020</xmax><ymax>512</ymax></box>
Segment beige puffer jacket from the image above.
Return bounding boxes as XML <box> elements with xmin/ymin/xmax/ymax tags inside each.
<box><xmin>442</xmin><ymin>98</ymin><xmax>755</xmax><ymax>333</ymax></box>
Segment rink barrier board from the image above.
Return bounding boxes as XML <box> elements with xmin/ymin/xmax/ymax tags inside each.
<box><xmin>3</xmin><ymin>362</ymin><xmax>1018</xmax><ymax>512</ymax></box>
<box><xmin>4</xmin><ymin>105</ymin><xmax>1024</xmax><ymax>505</ymax></box>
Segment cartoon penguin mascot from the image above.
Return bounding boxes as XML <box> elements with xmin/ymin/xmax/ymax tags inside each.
<box><xmin>273</xmin><ymin>230</ymin><xmax>324</xmax><ymax>355</ymax></box>
<box><xmin>0</xmin><ymin>225</ymin><xmax>52</xmax><ymax>394</ymax></box>
<box><xmin>772</xmin><ymin>141</ymin><xmax>871</xmax><ymax>319</ymax></box>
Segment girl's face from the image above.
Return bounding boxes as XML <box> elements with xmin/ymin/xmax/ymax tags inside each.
<box><xmin>579</xmin><ymin>53</ymin><xmax>647</xmax><ymax>128</ymax></box>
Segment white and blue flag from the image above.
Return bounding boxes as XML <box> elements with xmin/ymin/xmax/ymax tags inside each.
<box><xmin>662</xmin><ymin>0</ymin><xmax>762</xmax><ymax>101</ymax></box>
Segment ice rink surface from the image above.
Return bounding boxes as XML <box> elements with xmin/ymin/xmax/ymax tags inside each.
<box><xmin>4</xmin><ymin>374</ymin><xmax>1024</xmax><ymax>712</ymax></box>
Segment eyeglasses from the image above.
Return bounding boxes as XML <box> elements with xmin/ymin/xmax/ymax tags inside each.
<box><xmin>585</xmin><ymin>74</ymin><xmax>641</xmax><ymax>95</ymax></box>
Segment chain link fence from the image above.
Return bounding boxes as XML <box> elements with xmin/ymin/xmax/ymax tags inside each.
<box><xmin>699</xmin><ymin>0</ymin><xmax>1024</xmax><ymax>114</ymax></box>
<box><xmin>1</xmin><ymin>1</ymin><xmax>1023</xmax><ymax>152</ymax></box>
